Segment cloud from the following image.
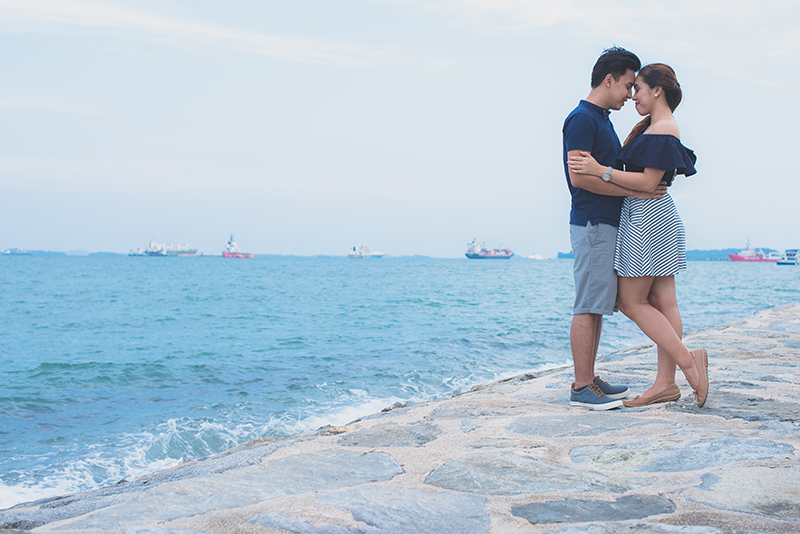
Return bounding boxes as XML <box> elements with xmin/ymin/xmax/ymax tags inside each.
<box><xmin>385</xmin><ymin>0</ymin><xmax>799</xmax><ymax>87</ymax></box>
<box><xmin>0</xmin><ymin>0</ymin><xmax>393</xmax><ymax>65</ymax></box>
<box><xmin>387</xmin><ymin>0</ymin><xmax>795</xmax><ymax>34</ymax></box>
<box><xmin>0</xmin><ymin>96</ymin><xmax>105</xmax><ymax>115</ymax></box>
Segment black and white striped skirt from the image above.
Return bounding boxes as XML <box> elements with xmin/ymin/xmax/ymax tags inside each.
<box><xmin>614</xmin><ymin>193</ymin><xmax>686</xmax><ymax>277</ymax></box>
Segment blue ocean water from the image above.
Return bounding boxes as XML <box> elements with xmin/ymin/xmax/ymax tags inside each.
<box><xmin>1</xmin><ymin>256</ymin><xmax>798</xmax><ymax>508</ymax></box>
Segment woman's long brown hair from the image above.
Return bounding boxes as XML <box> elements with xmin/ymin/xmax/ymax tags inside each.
<box><xmin>623</xmin><ymin>63</ymin><xmax>683</xmax><ymax>147</ymax></box>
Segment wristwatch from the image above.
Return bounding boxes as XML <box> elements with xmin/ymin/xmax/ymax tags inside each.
<box><xmin>601</xmin><ymin>166</ymin><xmax>613</xmax><ymax>182</ymax></box>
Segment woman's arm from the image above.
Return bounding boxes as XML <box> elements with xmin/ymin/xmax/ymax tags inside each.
<box><xmin>567</xmin><ymin>150</ymin><xmax>666</xmax><ymax>199</ymax></box>
<box><xmin>568</xmin><ymin>151</ymin><xmax>664</xmax><ymax>193</ymax></box>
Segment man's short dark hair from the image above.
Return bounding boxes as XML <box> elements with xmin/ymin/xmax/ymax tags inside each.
<box><xmin>591</xmin><ymin>47</ymin><xmax>641</xmax><ymax>88</ymax></box>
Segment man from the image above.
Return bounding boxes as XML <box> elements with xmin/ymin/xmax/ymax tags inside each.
<box><xmin>563</xmin><ymin>47</ymin><xmax>661</xmax><ymax>410</ymax></box>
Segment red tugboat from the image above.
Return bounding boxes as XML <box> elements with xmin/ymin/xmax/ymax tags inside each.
<box><xmin>728</xmin><ymin>240</ymin><xmax>779</xmax><ymax>262</ymax></box>
<box><xmin>465</xmin><ymin>239</ymin><xmax>514</xmax><ymax>259</ymax></box>
<box><xmin>222</xmin><ymin>235</ymin><xmax>254</xmax><ymax>258</ymax></box>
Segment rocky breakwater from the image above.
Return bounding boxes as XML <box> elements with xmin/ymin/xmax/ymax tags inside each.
<box><xmin>2</xmin><ymin>304</ymin><xmax>800</xmax><ymax>534</ymax></box>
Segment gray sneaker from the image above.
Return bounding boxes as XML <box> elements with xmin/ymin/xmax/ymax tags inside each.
<box><xmin>593</xmin><ymin>376</ymin><xmax>630</xmax><ymax>399</ymax></box>
<box><xmin>570</xmin><ymin>382</ymin><xmax>623</xmax><ymax>410</ymax></box>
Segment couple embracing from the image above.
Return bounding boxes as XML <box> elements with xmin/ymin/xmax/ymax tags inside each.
<box><xmin>563</xmin><ymin>47</ymin><xmax>708</xmax><ymax>410</ymax></box>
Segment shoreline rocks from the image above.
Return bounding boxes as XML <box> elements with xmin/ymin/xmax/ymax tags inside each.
<box><xmin>3</xmin><ymin>304</ymin><xmax>799</xmax><ymax>533</ymax></box>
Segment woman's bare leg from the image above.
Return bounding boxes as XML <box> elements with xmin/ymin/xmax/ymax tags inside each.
<box><xmin>641</xmin><ymin>276</ymin><xmax>682</xmax><ymax>396</ymax></box>
<box><xmin>617</xmin><ymin>276</ymin><xmax>700</xmax><ymax>390</ymax></box>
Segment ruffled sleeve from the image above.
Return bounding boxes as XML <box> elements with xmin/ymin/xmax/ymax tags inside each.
<box><xmin>619</xmin><ymin>135</ymin><xmax>697</xmax><ymax>176</ymax></box>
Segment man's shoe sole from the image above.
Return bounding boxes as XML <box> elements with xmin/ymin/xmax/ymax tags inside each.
<box><xmin>603</xmin><ymin>389</ymin><xmax>630</xmax><ymax>400</ymax></box>
<box><xmin>570</xmin><ymin>399</ymin><xmax>623</xmax><ymax>410</ymax></box>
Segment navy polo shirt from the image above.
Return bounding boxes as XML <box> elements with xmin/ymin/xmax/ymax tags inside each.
<box><xmin>562</xmin><ymin>100</ymin><xmax>623</xmax><ymax>227</ymax></box>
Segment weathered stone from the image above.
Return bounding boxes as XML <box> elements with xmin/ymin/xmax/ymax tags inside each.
<box><xmin>715</xmin><ymin>379</ymin><xmax>767</xmax><ymax>390</ymax></box>
<box><xmin>124</xmin><ymin>527</ymin><xmax>222</xmax><ymax>534</ymax></box>
<box><xmin>0</xmin><ymin>436</ymin><xmax>314</xmax><ymax>530</ymax></box>
<box><xmin>425</xmin><ymin>452</ymin><xmax>631</xmax><ymax>495</ymax></box>
<box><xmin>428</xmin><ymin>405</ymin><xmax>516</xmax><ymax>419</ymax></box>
<box><xmin>338</xmin><ymin>423</ymin><xmax>440</xmax><ymax>448</ymax></box>
<box><xmin>466</xmin><ymin>438</ymin><xmax>542</xmax><ymax>449</ymax></box>
<box><xmin>246</xmin><ymin>511</ymin><xmax>352</xmax><ymax>533</ymax></box>
<box><xmin>246</xmin><ymin>489</ymin><xmax>492</xmax><ymax>534</ymax></box>
<box><xmin>571</xmin><ymin>438</ymin><xmax>794</xmax><ymax>472</ymax></box>
<box><xmin>507</xmin><ymin>414</ymin><xmax>665</xmax><ymax>438</ymax></box>
<box><xmin>316</xmin><ymin>488</ymin><xmax>490</xmax><ymax>534</ymax></box>
<box><xmin>511</xmin><ymin>495</ymin><xmax>675</xmax><ymax>524</ymax></box>
<box><xmin>683</xmin><ymin>466</ymin><xmax>800</xmax><ymax>521</ymax></box>
<box><xmin>548</xmin><ymin>522</ymin><xmax>737</xmax><ymax>533</ymax></box>
<box><xmin>460</xmin><ymin>420</ymin><xmax>479</xmax><ymax>432</ymax></box>
<box><xmin>670</xmin><ymin>390</ymin><xmax>800</xmax><ymax>422</ymax></box>
<box><xmin>64</xmin><ymin>450</ymin><xmax>403</xmax><ymax>529</ymax></box>
<box><xmin>767</xmin><ymin>321</ymin><xmax>800</xmax><ymax>332</ymax></box>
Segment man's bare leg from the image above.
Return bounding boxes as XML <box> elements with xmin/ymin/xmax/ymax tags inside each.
<box><xmin>571</xmin><ymin>312</ymin><xmax>601</xmax><ymax>389</ymax></box>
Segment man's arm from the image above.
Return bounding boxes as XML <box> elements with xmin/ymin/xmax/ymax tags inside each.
<box><xmin>568</xmin><ymin>150</ymin><xmax>662</xmax><ymax>198</ymax></box>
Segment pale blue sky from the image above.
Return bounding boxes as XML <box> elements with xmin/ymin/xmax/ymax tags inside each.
<box><xmin>1</xmin><ymin>0</ymin><xmax>797</xmax><ymax>257</ymax></box>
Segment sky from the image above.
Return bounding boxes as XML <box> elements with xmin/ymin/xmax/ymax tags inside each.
<box><xmin>1</xmin><ymin>0</ymin><xmax>798</xmax><ymax>257</ymax></box>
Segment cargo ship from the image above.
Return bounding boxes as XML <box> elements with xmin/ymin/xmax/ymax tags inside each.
<box><xmin>465</xmin><ymin>239</ymin><xmax>514</xmax><ymax>259</ymax></box>
<box><xmin>2</xmin><ymin>248</ymin><xmax>32</xmax><ymax>255</ymax></box>
<box><xmin>728</xmin><ymin>240</ymin><xmax>779</xmax><ymax>262</ymax></box>
<box><xmin>223</xmin><ymin>235</ymin><xmax>254</xmax><ymax>258</ymax></box>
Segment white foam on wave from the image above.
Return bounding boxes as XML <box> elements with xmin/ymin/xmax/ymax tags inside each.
<box><xmin>294</xmin><ymin>395</ymin><xmax>406</xmax><ymax>433</ymax></box>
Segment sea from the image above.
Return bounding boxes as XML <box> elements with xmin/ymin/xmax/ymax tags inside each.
<box><xmin>1</xmin><ymin>255</ymin><xmax>798</xmax><ymax>509</ymax></box>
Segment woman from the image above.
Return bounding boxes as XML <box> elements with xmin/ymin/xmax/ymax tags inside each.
<box><xmin>568</xmin><ymin>63</ymin><xmax>708</xmax><ymax>408</ymax></box>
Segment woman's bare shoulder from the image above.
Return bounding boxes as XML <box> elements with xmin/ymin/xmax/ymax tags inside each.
<box><xmin>646</xmin><ymin>117</ymin><xmax>680</xmax><ymax>138</ymax></box>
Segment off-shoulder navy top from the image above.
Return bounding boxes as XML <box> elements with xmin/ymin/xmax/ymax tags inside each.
<box><xmin>619</xmin><ymin>134</ymin><xmax>697</xmax><ymax>187</ymax></box>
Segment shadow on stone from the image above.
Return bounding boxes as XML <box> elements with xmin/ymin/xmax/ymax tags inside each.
<box><xmin>671</xmin><ymin>390</ymin><xmax>800</xmax><ymax>422</ymax></box>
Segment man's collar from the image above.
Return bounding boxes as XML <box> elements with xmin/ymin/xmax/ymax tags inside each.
<box><xmin>580</xmin><ymin>99</ymin><xmax>610</xmax><ymax>117</ymax></box>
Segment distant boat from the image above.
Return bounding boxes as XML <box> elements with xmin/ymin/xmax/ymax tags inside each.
<box><xmin>777</xmin><ymin>249</ymin><xmax>799</xmax><ymax>266</ymax></box>
<box><xmin>223</xmin><ymin>235</ymin><xmax>254</xmax><ymax>258</ymax></box>
<box><xmin>164</xmin><ymin>243</ymin><xmax>197</xmax><ymax>257</ymax></box>
<box><xmin>349</xmin><ymin>245</ymin><xmax>383</xmax><ymax>259</ymax></box>
<box><xmin>728</xmin><ymin>240</ymin><xmax>778</xmax><ymax>262</ymax></box>
<box><xmin>527</xmin><ymin>253</ymin><xmax>544</xmax><ymax>260</ymax></box>
<box><xmin>128</xmin><ymin>241</ymin><xmax>167</xmax><ymax>257</ymax></box>
<box><xmin>130</xmin><ymin>242</ymin><xmax>197</xmax><ymax>257</ymax></box>
<box><xmin>2</xmin><ymin>248</ymin><xmax>32</xmax><ymax>255</ymax></box>
<box><xmin>465</xmin><ymin>239</ymin><xmax>513</xmax><ymax>259</ymax></box>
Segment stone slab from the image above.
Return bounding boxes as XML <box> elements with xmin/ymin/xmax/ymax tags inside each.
<box><xmin>337</xmin><ymin>423</ymin><xmax>441</xmax><ymax>448</ymax></box>
<box><xmin>683</xmin><ymin>466</ymin><xmax>800</xmax><ymax>521</ymax></box>
<box><xmin>124</xmin><ymin>528</ymin><xmax>221</xmax><ymax>534</ymax></box>
<box><xmin>547</xmin><ymin>523</ymin><xmax>754</xmax><ymax>533</ymax></box>
<box><xmin>425</xmin><ymin>452</ymin><xmax>634</xmax><ymax>495</ymax></box>
<box><xmin>570</xmin><ymin>438</ymin><xmax>794</xmax><ymax>472</ymax></box>
<box><xmin>511</xmin><ymin>495</ymin><xmax>675</xmax><ymax>524</ymax></box>
<box><xmin>668</xmin><ymin>390</ymin><xmax>800</xmax><ymax>421</ymax></box>
<box><xmin>63</xmin><ymin>450</ymin><xmax>403</xmax><ymax>529</ymax></box>
<box><xmin>246</xmin><ymin>488</ymin><xmax>491</xmax><ymax>534</ymax></box>
<box><xmin>507</xmin><ymin>413</ymin><xmax>668</xmax><ymax>438</ymax></box>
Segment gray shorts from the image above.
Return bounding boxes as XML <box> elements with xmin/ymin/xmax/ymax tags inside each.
<box><xmin>570</xmin><ymin>222</ymin><xmax>618</xmax><ymax>315</ymax></box>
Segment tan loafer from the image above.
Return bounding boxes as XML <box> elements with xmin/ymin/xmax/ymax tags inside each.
<box><xmin>691</xmin><ymin>348</ymin><xmax>709</xmax><ymax>407</ymax></box>
<box><xmin>622</xmin><ymin>383</ymin><xmax>681</xmax><ymax>407</ymax></box>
